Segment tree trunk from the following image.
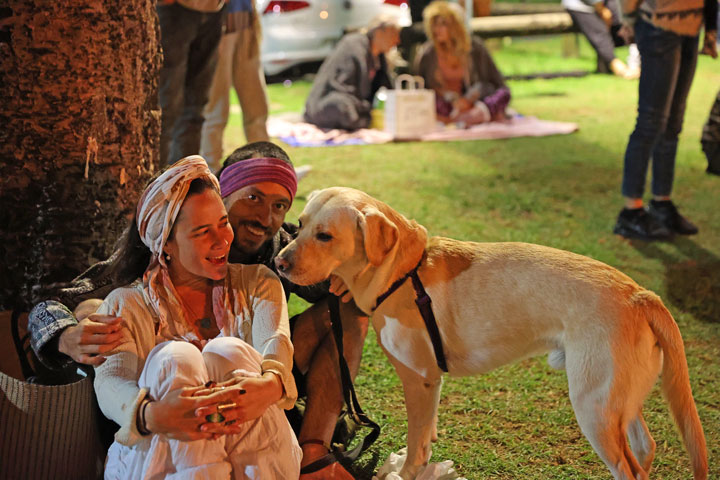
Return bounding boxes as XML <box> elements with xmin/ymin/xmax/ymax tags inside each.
<box><xmin>0</xmin><ymin>0</ymin><xmax>161</xmax><ymax>311</ymax></box>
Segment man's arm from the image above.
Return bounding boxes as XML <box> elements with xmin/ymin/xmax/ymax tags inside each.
<box><xmin>28</xmin><ymin>253</ymin><xmax>133</xmax><ymax>369</ymax></box>
<box><xmin>29</xmin><ymin>299</ymin><xmax>125</xmax><ymax>369</ymax></box>
<box><xmin>29</xmin><ymin>300</ymin><xmax>81</xmax><ymax>370</ymax></box>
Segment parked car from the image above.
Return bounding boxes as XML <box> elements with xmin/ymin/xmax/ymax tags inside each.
<box><xmin>258</xmin><ymin>0</ymin><xmax>411</xmax><ymax>75</ymax></box>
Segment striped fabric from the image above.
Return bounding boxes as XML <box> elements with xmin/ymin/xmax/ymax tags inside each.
<box><xmin>0</xmin><ymin>374</ymin><xmax>104</xmax><ymax>480</ymax></box>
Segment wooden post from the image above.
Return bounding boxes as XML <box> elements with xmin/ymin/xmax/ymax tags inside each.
<box><xmin>470</xmin><ymin>12</ymin><xmax>577</xmax><ymax>38</ymax></box>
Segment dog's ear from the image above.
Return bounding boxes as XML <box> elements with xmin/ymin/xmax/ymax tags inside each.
<box><xmin>358</xmin><ymin>207</ymin><xmax>398</xmax><ymax>266</ymax></box>
<box><xmin>307</xmin><ymin>189</ymin><xmax>321</xmax><ymax>203</ymax></box>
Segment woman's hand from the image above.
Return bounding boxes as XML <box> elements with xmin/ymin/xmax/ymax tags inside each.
<box><xmin>193</xmin><ymin>372</ymin><xmax>283</xmax><ymax>435</ymax></box>
<box><xmin>594</xmin><ymin>3</ymin><xmax>613</xmax><ymax>28</ymax></box>
<box><xmin>143</xmin><ymin>384</ymin><xmax>230</xmax><ymax>441</ymax></box>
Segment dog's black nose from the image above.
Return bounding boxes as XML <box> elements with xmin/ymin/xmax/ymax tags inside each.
<box><xmin>275</xmin><ymin>256</ymin><xmax>289</xmax><ymax>272</ymax></box>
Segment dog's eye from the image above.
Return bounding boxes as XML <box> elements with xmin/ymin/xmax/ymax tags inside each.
<box><xmin>297</xmin><ymin>220</ymin><xmax>303</xmax><ymax>229</ymax></box>
<box><xmin>316</xmin><ymin>232</ymin><xmax>333</xmax><ymax>242</ymax></box>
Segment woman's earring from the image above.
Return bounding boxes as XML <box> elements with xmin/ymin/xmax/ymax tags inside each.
<box><xmin>164</xmin><ymin>253</ymin><xmax>171</xmax><ymax>262</ymax></box>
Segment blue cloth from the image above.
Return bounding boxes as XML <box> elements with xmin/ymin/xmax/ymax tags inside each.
<box><xmin>621</xmin><ymin>18</ymin><xmax>699</xmax><ymax>198</ymax></box>
<box><xmin>228</xmin><ymin>0</ymin><xmax>252</xmax><ymax>13</ymax></box>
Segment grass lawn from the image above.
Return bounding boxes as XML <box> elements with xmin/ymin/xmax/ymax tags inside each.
<box><xmin>225</xmin><ymin>35</ymin><xmax>720</xmax><ymax>478</ymax></box>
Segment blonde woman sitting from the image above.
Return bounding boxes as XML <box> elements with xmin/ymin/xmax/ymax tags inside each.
<box><xmin>93</xmin><ymin>156</ymin><xmax>301</xmax><ymax>479</ymax></box>
<box><xmin>414</xmin><ymin>1</ymin><xmax>511</xmax><ymax>126</ymax></box>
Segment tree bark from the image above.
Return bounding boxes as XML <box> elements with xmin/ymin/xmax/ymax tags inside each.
<box><xmin>0</xmin><ymin>0</ymin><xmax>161</xmax><ymax>311</ymax></box>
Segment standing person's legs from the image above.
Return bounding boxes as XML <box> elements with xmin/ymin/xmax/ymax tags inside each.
<box><xmin>621</xmin><ymin>19</ymin><xmax>683</xmax><ymax>201</ymax></box>
<box><xmin>646</xmin><ymin>33</ymin><xmax>700</xmax><ymax>234</ymax></box>
<box><xmin>202</xmin><ymin>337</ymin><xmax>302</xmax><ymax>479</ymax></box>
<box><xmin>158</xmin><ymin>4</ymin><xmax>198</xmax><ymax>167</ymax></box>
<box><xmin>201</xmin><ymin>32</ymin><xmax>238</xmax><ymax>171</ymax></box>
<box><xmin>614</xmin><ymin>18</ymin><xmax>682</xmax><ymax>239</ymax></box>
<box><xmin>650</xmin><ymin>34</ymin><xmax>698</xmax><ymax>197</ymax></box>
<box><xmin>233</xmin><ymin>28</ymin><xmax>270</xmax><ymax>143</ymax></box>
<box><xmin>567</xmin><ymin>9</ymin><xmax>617</xmax><ymax>69</ymax></box>
<box><xmin>170</xmin><ymin>9</ymin><xmax>224</xmax><ymax>164</ymax></box>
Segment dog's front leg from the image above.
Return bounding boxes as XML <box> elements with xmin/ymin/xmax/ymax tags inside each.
<box><xmin>397</xmin><ymin>366</ymin><xmax>443</xmax><ymax>480</ymax></box>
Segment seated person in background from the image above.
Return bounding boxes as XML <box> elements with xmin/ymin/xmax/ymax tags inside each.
<box><xmin>93</xmin><ymin>156</ymin><xmax>301</xmax><ymax>478</ymax></box>
<box><xmin>29</xmin><ymin>141</ymin><xmax>368</xmax><ymax>480</ymax></box>
<box><xmin>562</xmin><ymin>0</ymin><xmax>640</xmax><ymax>79</ymax></box>
<box><xmin>414</xmin><ymin>1</ymin><xmax>511</xmax><ymax>126</ymax></box>
<box><xmin>303</xmin><ymin>15</ymin><xmax>400</xmax><ymax>130</ymax></box>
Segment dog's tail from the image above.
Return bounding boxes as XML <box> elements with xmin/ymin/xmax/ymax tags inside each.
<box><xmin>638</xmin><ymin>291</ymin><xmax>708</xmax><ymax>480</ymax></box>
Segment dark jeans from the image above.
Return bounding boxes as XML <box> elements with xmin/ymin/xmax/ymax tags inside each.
<box><xmin>157</xmin><ymin>4</ymin><xmax>225</xmax><ymax>166</ymax></box>
<box><xmin>621</xmin><ymin>18</ymin><xmax>699</xmax><ymax>199</ymax></box>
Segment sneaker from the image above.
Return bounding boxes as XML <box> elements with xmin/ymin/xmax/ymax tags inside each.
<box><xmin>648</xmin><ymin>200</ymin><xmax>699</xmax><ymax>235</ymax></box>
<box><xmin>613</xmin><ymin>207</ymin><xmax>673</xmax><ymax>240</ymax></box>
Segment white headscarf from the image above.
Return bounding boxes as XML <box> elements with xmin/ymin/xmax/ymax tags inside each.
<box><xmin>135</xmin><ymin>155</ymin><xmax>221</xmax><ymax>333</ymax></box>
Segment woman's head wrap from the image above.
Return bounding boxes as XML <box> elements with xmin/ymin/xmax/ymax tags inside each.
<box><xmin>218</xmin><ymin>157</ymin><xmax>298</xmax><ymax>205</ymax></box>
<box><xmin>136</xmin><ymin>155</ymin><xmax>220</xmax><ymax>267</ymax></box>
<box><xmin>135</xmin><ymin>155</ymin><xmax>224</xmax><ymax>333</ymax></box>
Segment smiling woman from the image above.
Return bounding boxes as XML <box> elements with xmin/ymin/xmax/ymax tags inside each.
<box><xmin>92</xmin><ymin>156</ymin><xmax>301</xmax><ymax>479</ymax></box>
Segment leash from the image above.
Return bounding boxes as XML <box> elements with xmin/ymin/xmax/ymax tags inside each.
<box><xmin>373</xmin><ymin>257</ymin><xmax>448</xmax><ymax>373</ymax></box>
<box><xmin>300</xmin><ymin>294</ymin><xmax>381</xmax><ymax>474</ymax></box>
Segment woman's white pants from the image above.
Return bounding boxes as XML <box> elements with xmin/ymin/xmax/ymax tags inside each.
<box><xmin>104</xmin><ymin>337</ymin><xmax>301</xmax><ymax>479</ymax></box>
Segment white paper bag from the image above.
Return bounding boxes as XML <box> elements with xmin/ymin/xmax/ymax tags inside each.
<box><xmin>384</xmin><ymin>74</ymin><xmax>437</xmax><ymax>140</ymax></box>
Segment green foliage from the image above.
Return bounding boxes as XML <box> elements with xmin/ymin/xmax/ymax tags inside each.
<box><xmin>228</xmin><ymin>38</ymin><xmax>720</xmax><ymax>478</ymax></box>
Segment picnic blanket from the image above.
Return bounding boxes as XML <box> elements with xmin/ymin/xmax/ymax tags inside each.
<box><xmin>267</xmin><ymin>113</ymin><xmax>578</xmax><ymax>147</ymax></box>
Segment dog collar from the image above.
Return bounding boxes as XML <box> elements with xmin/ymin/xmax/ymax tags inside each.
<box><xmin>372</xmin><ymin>256</ymin><xmax>448</xmax><ymax>372</ymax></box>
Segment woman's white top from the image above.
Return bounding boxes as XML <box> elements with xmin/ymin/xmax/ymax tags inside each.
<box><xmin>94</xmin><ymin>263</ymin><xmax>296</xmax><ymax>446</ymax></box>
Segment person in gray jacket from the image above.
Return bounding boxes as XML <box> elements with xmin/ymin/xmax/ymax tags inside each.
<box><xmin>303</xmin><ymin>17</ymin><xmax>401</xmax><ymax>130</ymax></box>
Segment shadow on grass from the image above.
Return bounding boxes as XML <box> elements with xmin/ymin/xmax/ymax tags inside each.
<box><xmin>346</xmin><ymin>450</ymin><xmax>381</xmax><ymax>480</ymax></box>
<box><xmin>630</xmin><ymin>237</ymin><xmax>720</xmax><ymax>324</ymax></box>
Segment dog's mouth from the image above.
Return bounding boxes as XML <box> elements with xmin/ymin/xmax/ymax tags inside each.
<box><xmin>275</xmin><ymin>260</ymin><xmax>328</xmax><ymax>286</ymax></box>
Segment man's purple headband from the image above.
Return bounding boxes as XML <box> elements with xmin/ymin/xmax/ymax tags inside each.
<box><xmin>219</xmin><ymin>157</ymin><xmax>298</xmax><ymax>203</ymax></box>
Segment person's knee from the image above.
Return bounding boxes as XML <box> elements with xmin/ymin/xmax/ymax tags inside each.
<box><xmin>203</xmin><ymin>337</ymin><xmax>263</xmax><ymax>380</ymax></box>
<box><xmin>149</xmin><ymin>340</ymin><xmax>204</xmax><ymax>371</ymax></box>
<box><xmin>141</xmin><ymin>341</ymin><xmax>206</xmax><ymax>393</ymax></box>
<box><xmin>634</xmin><ymin>110</ymin><xmax>668</xmax><ymax>140</ymax></box>
<box><xmin>312</xmin><ymin>97</ymin><xmax>364</xmax><ymax>130</ymax></box>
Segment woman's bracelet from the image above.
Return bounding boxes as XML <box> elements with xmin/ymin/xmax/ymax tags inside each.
<box><xmin>137</xmin><ymin>397</ymin><xmax>152</xmax><ymax>436</ymax></box>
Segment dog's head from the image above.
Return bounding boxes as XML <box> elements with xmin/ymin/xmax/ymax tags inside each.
<box><xmin>275</xmin><ymin>187</ymin><xmax>427</xmax><ymax>292</ymax></box>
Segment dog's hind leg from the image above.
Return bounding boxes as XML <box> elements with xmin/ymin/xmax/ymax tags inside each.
<box><xmin>572</xmin><ymin>398</ymin><xmax>647</xmax><ymax>479</ymax></box>
<box><xmin>628</xmin><ymin>412</ymin><xmax>655</xmax><ymax>474</ymax></box>
<box><xmin>566</xmin><ymin>354</ymin><xmax>647</xmax><ymax>479</ymax></box>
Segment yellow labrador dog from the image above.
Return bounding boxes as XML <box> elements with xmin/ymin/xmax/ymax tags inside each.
<box><xmin>275</xmin><ymin>187</ymin><xmax>707</xmax><ymax>480</ymax></box>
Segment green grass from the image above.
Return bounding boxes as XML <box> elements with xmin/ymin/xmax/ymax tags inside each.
<box><xmin>226</xmin><ymin>37</ymin><xmax>720</xmax><ymax>478</ymax></box>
